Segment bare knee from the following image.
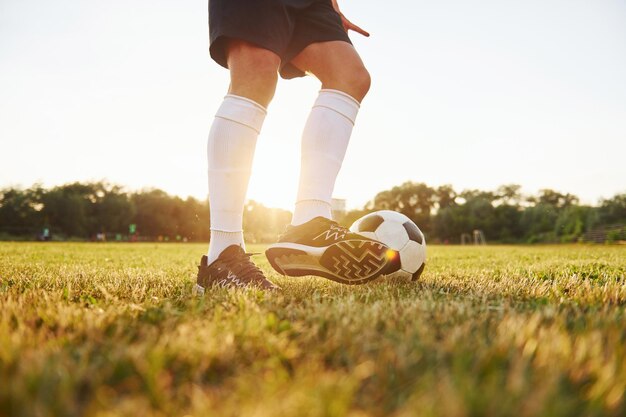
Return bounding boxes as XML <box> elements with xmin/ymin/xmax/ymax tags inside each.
<box><xmin>226</xmin><ymin>40</ymin><xmax>280</xmax><ymax>107</ymax></box>
<box><xmin>349</xmin><ymin>66</ymin><xmax>371</xmax><ymax>101</ymax></box>
<box><xmin>321</xmin><ymin>65</ymin><xmax>371</xmax><ymax>103</ymax></box>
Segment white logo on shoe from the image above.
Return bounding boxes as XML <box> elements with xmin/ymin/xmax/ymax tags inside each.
<box><xmin>216</xmin><ymin>271</ymin><xmax>247</xmax><ymax>288</ymax></box>
<box><xmin>314</xmin><ymin>225</ymin><xmax>347</xmax><ymax>242</ymax></box>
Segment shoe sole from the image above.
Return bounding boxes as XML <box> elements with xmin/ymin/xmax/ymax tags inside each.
<box><xmin>265</xmin><ymin>240</ymin><xmax>401</xmax><ymax>285</ymax></box>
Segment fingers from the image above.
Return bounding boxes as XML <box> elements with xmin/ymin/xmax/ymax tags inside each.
<box><xmin>342</xmin><ymin>16</ymin><xmax>370</xmax><ymax>37</ymax></box>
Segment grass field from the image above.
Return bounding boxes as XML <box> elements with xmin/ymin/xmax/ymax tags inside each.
<box><xmin>0</xmin><ymin>242</ymin><xmax>625</xmax><ymax>417</ymax></box>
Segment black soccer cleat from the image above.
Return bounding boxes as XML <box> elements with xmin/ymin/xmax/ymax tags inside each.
<box><xmin>265</xmin><ymin>217</ymin><xmax>401</xmax><ymax>285</ymax></box>
<box><xmin>195</xmin><ymin>245</ymin><xmax>279</xmax><ymax>294</ymax></box>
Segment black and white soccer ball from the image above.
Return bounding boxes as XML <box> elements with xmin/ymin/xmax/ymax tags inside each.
<box><xmin>350</xmin><ymin>210</ymin><xmax>426</xmax><ymax>280</ymax></box>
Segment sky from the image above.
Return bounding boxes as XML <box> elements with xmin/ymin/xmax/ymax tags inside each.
<box><xmin>1</xmin><ymin>0</ymin><xmax>625</xmax><ymax>210</ymax></box>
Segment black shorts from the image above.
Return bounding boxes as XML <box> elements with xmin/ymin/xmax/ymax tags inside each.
<box><xmin>209</xmin><ymin>0</ymin><xmax>352</xmax><ymax>79</ymax></box>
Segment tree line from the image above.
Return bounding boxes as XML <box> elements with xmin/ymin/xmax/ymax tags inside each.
<box><xmin>0</xmin><ymin>181</ymin><xmax>624</xmax><ymax>243</ymax></box>
<box><xmin>0</xmin><ymin>182</ymin><xmax>290</xmax><ymax>243</ymax></box>
<box><xmin>343</xmin><ymin>182</ymin><xmax>625</xmax><ymax>243</ymax></box>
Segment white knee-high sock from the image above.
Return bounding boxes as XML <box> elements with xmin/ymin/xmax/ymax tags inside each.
<box><xmin>291</xmin><ymin>89</ymin><xmax>360</xmax><ymax>226</ymax></box>
<box><xmin>207</xmin><ymin>94</ymin><xmax>266</xmax><ymax>263</ymax></box>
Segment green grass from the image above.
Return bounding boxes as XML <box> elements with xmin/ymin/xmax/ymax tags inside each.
<box><xmin>0</xmin><ymin>243</ymin><xmax>625</xmax><ymax>417</ymax></box>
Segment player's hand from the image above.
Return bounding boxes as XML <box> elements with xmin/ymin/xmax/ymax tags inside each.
<box><xmin>330</xmin><ymin>0</ymin><xmax>370</xmax><ymax>37</ymax></box>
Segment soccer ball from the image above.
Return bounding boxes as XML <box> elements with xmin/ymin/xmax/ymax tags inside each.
<box><xmin>350</xmin><ymin>210</ymin><xmax>426</xmax><ymax>280</ymax></box>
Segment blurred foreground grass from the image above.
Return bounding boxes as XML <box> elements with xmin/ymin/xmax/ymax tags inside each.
<box><xmin>0</xmin><ymin>242</ymin><xmax>625</xmax><ymax>417</ymax></box>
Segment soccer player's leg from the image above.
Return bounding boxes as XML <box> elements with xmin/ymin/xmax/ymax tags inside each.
<box><xmin>197</xmin><ymin>41</ymin><xmax>281</xmax><ymax>293</ymax></box>
<box><xmin>265</xmin><ymin>41</ymin><xmax>401</xmax><ymax>285</ymax></box>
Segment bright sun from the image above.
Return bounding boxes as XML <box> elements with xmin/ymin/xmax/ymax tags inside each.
<box><xmin>246</xmin><ymin>141</ymin><xmax>300</xmax><ymax>211</ymax></box>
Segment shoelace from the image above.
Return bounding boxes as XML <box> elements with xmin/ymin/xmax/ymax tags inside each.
<box><xmin>227</xmin><ymin>251</ymin><xmax>266</xmax><ymax>282</ymax></box>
